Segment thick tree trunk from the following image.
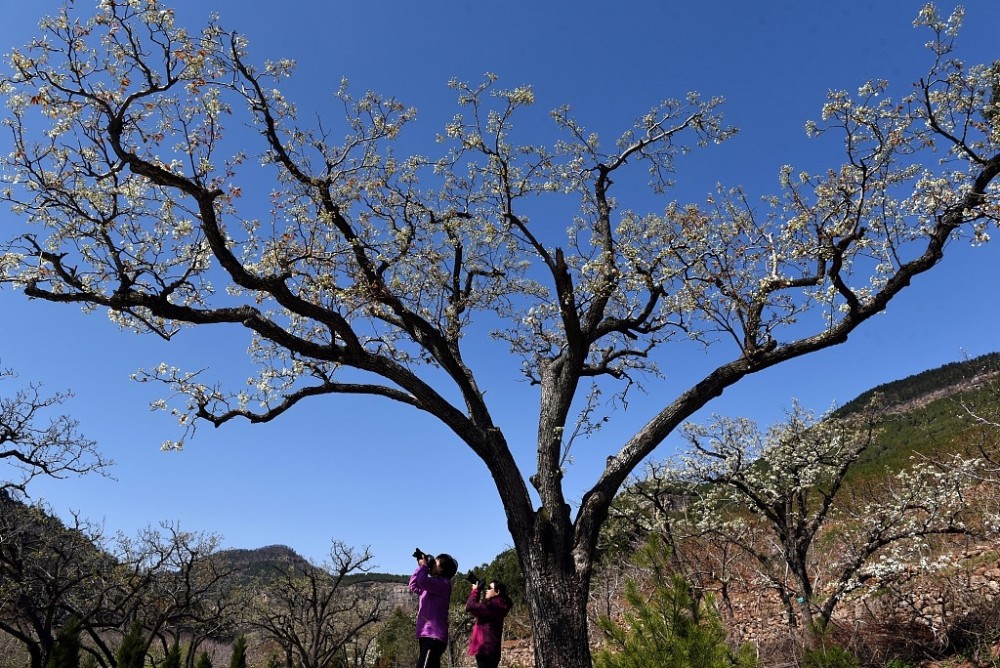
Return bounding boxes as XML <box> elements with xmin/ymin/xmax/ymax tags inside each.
<box><xmin>520</xmin><ymin>546</ymin><xmax>594</xmax><ymax>668</ymax></box>
<box><xmin>27</xmin><ymin>644</ymin><xmax>42</xmax><ymax>668</ymax></box>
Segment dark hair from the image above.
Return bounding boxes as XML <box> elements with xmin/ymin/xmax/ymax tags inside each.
<box><xmin>491</xmin><ymin>580</ymin><xmax>513</xmax><ymax>607</ymax></box>
<box><xmin>436</xmin><ymin>553</ymin><xmax>458</xmax><ymax>579</ymax></box>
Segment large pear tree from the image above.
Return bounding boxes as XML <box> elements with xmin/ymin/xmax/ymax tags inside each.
<box><xmin>2</xmin><ymin>3</ymin><xmax>998</xmax><ymax>666</ymax></box>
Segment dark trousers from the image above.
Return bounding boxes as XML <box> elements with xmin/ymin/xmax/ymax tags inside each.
<box><xmin>476</xmin><ymin>653</ymin><xmax>501</xmax><ymax>668</ymax></box>
<box><xmin>416</xmin><ymin>637</ymin><xmax>446</xmax><ymax>668</ymax></box>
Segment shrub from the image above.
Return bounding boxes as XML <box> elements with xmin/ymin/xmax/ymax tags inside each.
<box><xmin>162</xmin><ymin>643</ymin><xmax>182</xmax><ymax>668</ymax></box>
<box><xmin>593</xmin><ymin>537</ymin><xmax>756</xmax><ymax>668</ymax></box>
<box><xmin>801</xmin><ymin>644</ymin><xmax>860</xmax><ymax>668</ymax></box>
<box><xmin>45</xmin><ymin>618</ymin><xmax>82</xmax><ymax>668</ymax></box>
<box><xmin>229</xmin><ymin>636</ymin><xmax>247</xmax><ymax>668</ymax></box>
<box><xmin>883</xmin><ymin>659</ymin><xmax>916</xmax><ymax>668</ymax></box>
<box><xmin>115</xmin><ymin>622</ymin><xmax>147</xmax><ymax>668</ymax></box>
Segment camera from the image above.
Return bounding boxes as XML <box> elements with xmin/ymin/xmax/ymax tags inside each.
<box><xmin>464</xmin><ymin>571</ymin><xmax>485</xmax><ymax>590</ymax></box>
<box><xmin>412</xmin><ymin>548</ymin><xmax>435</xmax><ymax>568</ymax></box>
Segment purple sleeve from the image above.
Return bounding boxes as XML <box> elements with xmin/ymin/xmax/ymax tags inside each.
<box><xmin>409</xmin><ymin>565</ymin><xmax>426</xmax><ymax>594</ymax></box>
<box><xmin>411</xmin><ymin>565</ymin><xmax>452</xmax><ymax>595</ymax></box>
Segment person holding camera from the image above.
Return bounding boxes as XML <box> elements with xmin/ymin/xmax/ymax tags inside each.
<box><xmin>408</xmin><ymin>548</ymin><xmax>458</xmax><ymax>668</ymax></box>
<box><xmin>465</xmin><ymin>580</ymin><xmax>512</xmax><ymax>668</ymax></box>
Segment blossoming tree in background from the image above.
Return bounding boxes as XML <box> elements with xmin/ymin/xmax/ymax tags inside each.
<box><xmin>672</xmin><ymin>401</ymin><xmax>974</xmax><ymax>646</ymax></box>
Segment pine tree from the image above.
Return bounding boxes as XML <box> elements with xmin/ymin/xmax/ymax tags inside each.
<box><xmin>195</xmin><ymin>650</ymin><xmax>214</xmax><ymax>668</ymax></box>
<box><xmin>162</xmin><ymin>643</ymin><xmax>183</xmax><ymax>668</ymax></box>
<box><xmin>45</xmin><ymin>618</ymin><xmax>82</xmax><ymax>668</ymax></box>
<box><xmin>594</xmin><ymin>539</ymin><xmax>756</xmax><ymax>668</ymax></box>
<box><xmin>115</xmin><ymin>621</ymin><xmax>147</xmax><ymax>668</ymax></box>
<box><xmin>374</xmin><ymin>608</ymin><xmax>418</xmax><ymax>668</ymax></box>
<box><xmin>229</xmin><ymin>636</ymin><xmax>247</xmax><ymax>668</ymax></box>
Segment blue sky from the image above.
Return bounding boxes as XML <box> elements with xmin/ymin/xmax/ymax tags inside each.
<box><xmin>2</xmin><ymin>1</ymin><xmax>999</xmax><ymax>576</ymax></box>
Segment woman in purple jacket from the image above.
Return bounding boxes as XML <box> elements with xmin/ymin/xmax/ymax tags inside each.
<box><xmin>409</xmin><ymin>552</ymin><xmax>458</xmax><ymax>668</ymax></box>
<box><xmin>466</xmin><ymin>580</ymin><xmax>512</xmax><ymax>668</ymax></box>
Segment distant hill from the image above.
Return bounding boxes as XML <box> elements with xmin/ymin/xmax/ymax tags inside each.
<box><xmin>214</xmin><ymin>544</ymin><xmax>314</xmax><ymax>572</ymax></box>
<box><xmin>208</xmin><ymin>544</ymin><xmax>409</xmax><ymax>588</ymax></box>
<box><xmin>191</xmin><ymin>544</ymin><xmax>414</xmax><ymax>611</ymax></box>
<box><xmin>833</xmin><ymin>352</ymin><xmax>1000</xmax><ymax>417</ymax></box>
<box><xmin>831</xmin><ymin>352</ymin><xmax>1000</xmax><ymax>481</ymax></box>
<box><xmin>0</xmin><ymin>497</ymin><xmax>410</xmax><ymax>602</ymax></box>
<box><xmin>206</xmin><ymin>544</ymin><xmax>318</xmax><ymax>587</ymax></box>
<box><xmin>0</xmin><ymin>490</ymin><xmax>114</xmax><ymax>569</ymax></box>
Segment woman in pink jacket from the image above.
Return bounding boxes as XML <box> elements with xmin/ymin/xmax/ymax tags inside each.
<box><xmin>466</xmin><ymin>580</ymin><xmax>512</xmax><ymax>668</ymax></box>
<box><xmin>409</xmin><ymin>552</ymin><xmax>458</xmax><ymax>668</ymax></box>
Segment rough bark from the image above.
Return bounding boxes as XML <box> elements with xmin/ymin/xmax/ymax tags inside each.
<box><xmin>520</xmin><ymin>537</ymin><xmax>595</xmax><ymax>668</ymax></box>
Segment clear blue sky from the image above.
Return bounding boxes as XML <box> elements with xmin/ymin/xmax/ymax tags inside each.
<box><xmin>2</xmin><ymin>1</ymin><xmax>999</xmax><ymax>576</ymax></box>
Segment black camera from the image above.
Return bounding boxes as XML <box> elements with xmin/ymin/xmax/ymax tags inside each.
<box><xmin>464</xmin><ymin>571</ymin><xmax>484</xmax><ymax>590</ymax></box>
<box><xmin>412</xmin><ymin>548</ymin><xmax>435</xmax><ymax>568</ymax></box>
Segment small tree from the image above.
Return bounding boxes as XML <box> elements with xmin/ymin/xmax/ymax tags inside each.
<box><xmin>801</xmin><ymin>642</ymin><xmax>861</xmax><ymax>668</ymax></box>
<box><xmin>242</xmin><ymin>541</ymin><xmax>384</xmax><ymax>668</ymax></box>
<box><xmin>0</xmin><ymin>367</ymin><xmax>109</xmax><ymax>668</ymax></box>
<box><xmin>194</xmin><ymin>651</ymin><xmax>213</xmax><ymax>668</ymax></box>
<box><xmin>70</xmin><ymin>522</ymin><xmax>237</xmax><ymax>664</ymax></box>
<box><xmin>115</xmin><ymin>621</ymin><xmax>148</xmax><ymax>668</ymax></box>
<box><xmin>228</xmin><ymin>636</ymin><xmax>247</xmax><ymax>668</ymax></box>
<box><xmin>162</xmin><ymin>643</ymin><xmax>182</xmax><ymax>668</ymax></box>
<box><xmin>45</xmin><ymin>618</ymin><xmax>82</xmax><ymax>668</ymax></box>
<box><xmin>672</xmin><ymin>400</ymin><xmax>974</xmax><ymax>643</ymax></box>
<box><xmin>594</xmin><ymin>538</ymin><xmax>755</xmax><ymax>668</ymax></box>
<box><xmin>373</xmin><ymin>609</ymin><xmax>417</xmax><ymax>668</ymax></box>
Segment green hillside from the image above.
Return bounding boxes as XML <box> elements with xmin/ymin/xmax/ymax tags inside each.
<box><xmin>834</xmin><ymin>352</ymin><xmax>1000</xmax><ymax>482</ymax></box>
<box><xmin>833</xmin><ymin>352</ymin><xmax>1000</xmax><ymax>417</ymax></box>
